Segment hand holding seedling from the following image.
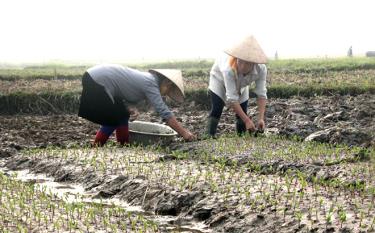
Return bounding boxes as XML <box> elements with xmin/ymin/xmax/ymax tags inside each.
<box><xmin>257</xmin><ymin>119</ymin><xmax>265</xmax><ymax>130</ymax></box>
<box><xmin>182</xmin><ymin>130</ymin><xmax>196</xmax><ymax>142</ymax></box>
<box><xmin>167</xmin><ymin>116</ymin><xmax>196</xmax><ymax>141</ymax></box>
<box><xmin>128</xmin><ymin>107</ymin><xmax>139</xmax><ymax>122</ymax></box>
<box><xmin>245</xmin><ymin>117</ymin><xmax>256</xmax><ymax>132</ymax></box>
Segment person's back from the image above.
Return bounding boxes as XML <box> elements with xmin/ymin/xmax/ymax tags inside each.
<box><xmin>78</xmin><ymin>64</ymin><xmax>196</xmax><ymax>146</ymax></box>
<box><xmin>88</xmin><ymin>64</ymin><xmax>155</xmax><ymax>104</ymax></box>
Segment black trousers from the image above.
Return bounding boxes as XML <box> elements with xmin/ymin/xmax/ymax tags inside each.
<box><xmin>78</xmin><ymin>72</ymin><xmax>130</xmax><ymax>126</ymax></box>
<box><xmin>208</xmin><ymin>90</ymin><xmax>248</xmax><ymax>120</ymax></box>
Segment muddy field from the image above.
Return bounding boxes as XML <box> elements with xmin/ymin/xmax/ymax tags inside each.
<box><xmin>1</xmin><ymin>136</ymin><xmax>374</xmax><ymax>232</ymax></box>
<box><xmin>0</xmin><ymin>96</ymin><xmax>374</xmax><ymax>231</ymax></box>
<box><xmin>0</xmin><ymin>62</ymin><xmax>374</xmax><ymax>232</ymax></box>
<box><xmin>1</xmin><ymin>94</ymin><xmax>374</xmax><ymax>155</ymax></box>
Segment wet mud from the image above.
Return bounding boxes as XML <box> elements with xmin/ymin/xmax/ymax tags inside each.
<box><xmin>1</xmin><ymin>94</ymin><xmax>374</xmax><ymax>154</ymax></box>
<box><xmin>2</xmin><ymin>143</ymin><xmax>374</xmax><ymax>232</ymax></box>
<box><xmin>0</xmin><ymin>94</ymin><xmax>374</xmax><ymax>232</ymax></box>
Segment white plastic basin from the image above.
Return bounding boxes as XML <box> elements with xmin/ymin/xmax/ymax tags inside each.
<box><xmin>129</xmin><ymin>121</ymin><xmax>178</xmax><ymax>145</ymax></box>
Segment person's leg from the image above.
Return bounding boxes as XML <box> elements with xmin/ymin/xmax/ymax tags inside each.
<box><xmin>115</xmin><ymin>117</ymin><xmax>129</xmax><ymax>145</ymax></box>
<box><xmin>236</xmin><ymin>100</ymin><xmax>248</xmax><ymax>135</ymax></box>
<box><xmin>94</xmin><ymin>117</ymin><xmax>129</xmax><ymax>146</ymax></box>
<box><xmin>206</xmin><ymin>90</ymin><xmax>225</xmax><ymax>137</ymax></box>
<box><xmin>79</xmin><ymin>72</ymin><xmax>120</xmax><ymax>126</ymax></box>
<box><xmin>78</xmin><ymin>72</ymin><xmax>95</xmax><ymax>120</ymax></box>
<box><xmin>94</xmin><ymin>126</ymin><xmax>116</xmax><ymax>146</ymax></box>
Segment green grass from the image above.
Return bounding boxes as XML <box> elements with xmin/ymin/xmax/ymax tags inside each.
<box><xmin>0</xmin><ymin>57</ymin><xmax>374</xmax><ymax>112</ymax></box>
<box><xmin>1</xmin><ymin>83</ymin><xmax>374</xmax><ymax>114</ymax></box>
<box><xmin>0</xmin><ymin>92</ymin><xmax>79</xmax><ymax>114</ymax></box>
<box><xmin>0</xmin><ymin>67</ymin><xmax>86</xmax><ymax>80</ymax></box>
<box><xmin>270</xmin><ymin>57</ymin><xmax>375</xmax><ymax>72</ymax></box>
<box><xmin>267</xmin><ymin>84</ymin><xmax>375</xmax><ymax>98</ymax></box>
<box><xmin>2</xmin><ymin>57</ymin><xmax>375</xmax><ymax>80</ymax></box>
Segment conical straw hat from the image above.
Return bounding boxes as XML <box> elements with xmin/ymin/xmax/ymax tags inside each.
<box><xmin>149</xmin><ymin>69</ymin><xmax>185</xmax><ymax>103</ymax></box>
<box><xmin>224</xmin><ymin>35</ymin><xmax>268</xmax><ymax>64</ymax></box>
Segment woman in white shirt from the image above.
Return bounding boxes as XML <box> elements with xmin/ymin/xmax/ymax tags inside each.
<box><xmin>207</xmin><ymin>35</ymin><xmax>268</xmax><ymax>137</ymax></box>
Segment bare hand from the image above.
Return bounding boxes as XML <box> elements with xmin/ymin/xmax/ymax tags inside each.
<box><xmin>245</xmin><ymin>118</ymin><xmax>256</xmax><ymax>132</ymax></box>
<box><xmin>182</xmin><ymin>131</ymin><xmax>196</xmax><ymax>142</ymax></box>
<box><xmin>129</xmin><ymin>107</ymin><xmax>139</xmax><ymax>121</ymax></box>
<box><xmin>257</xmin><ymin>119</ymin><xmax>265</xmax><ymax>131</ymax></box>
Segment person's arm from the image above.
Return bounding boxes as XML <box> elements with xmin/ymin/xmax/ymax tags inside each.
<box><xmin>257</xmin><ymin>97</ymin><xmax>266</xmax><ymax>120</ymax></box>
<box><xmin>222</xmin><ymin>68</ymin><xmax>256</xmax><ymax>131</ymax></box>
<box><xmin>231</xmin><ymin>102</ymin><xmax>249</xmax><ymax>122</ymax></box>
<box><xmin>144</xmin><ymin>80</ymin><xmax>196</xmax><ymax>141</ymax></box>
<box><xmin>254</xmin><ymin>65</ymin><xmax>268</xmax><ymax>130</ymax></box>
<box><xmin>128</xmin><ymin>107</ymin><xmax>139</xmax><ymax>121</ymax></box>
<box><xmin>257</xmin><ymin>97</ymin><xmax>266</xmax><ymax>130</ymax></box>
<box><xmin>230</xmin><ymin>102</ymin><xmax>256</xmax><ymax>131</ymax></box>
<box><xmin>166</xmin><ymin>116</ymin><xmax>195</xmax><ymax>141</ymax></box>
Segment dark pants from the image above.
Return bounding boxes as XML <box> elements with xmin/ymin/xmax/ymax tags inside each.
<box><xmin>209</xmin><ymin>90</ymin><xmax>248</xmax><ymax>120</ymax></box>
<box><xmin>78</xmin><ymin>72</ymin><xmax>130</xmax><ymax>126</ymax></box>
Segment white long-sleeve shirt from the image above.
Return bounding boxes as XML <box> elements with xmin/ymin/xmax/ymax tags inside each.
<box><xmin>208</xmin><ymin>53</ymin><xmax>267</xmax><ymax>104</ymax></box>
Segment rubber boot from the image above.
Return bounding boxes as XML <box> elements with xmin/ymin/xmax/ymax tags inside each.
<box><xmin>93</xmin><ymin>130</ymin><xmax>110</xmax><ymax>147</ymax></box>
<box><xmin>236</xmin><ymin>118</ymin><xmax>247</xmax><ymax>136</ymax></box>
<box><xmin>93</xmin><ymin>126</ymin><xmax>116</xmax><ymax>147</ymax></box>
<box><xmin>206</xmin><ymin>117</ymin><xmax>220</xmax><ymax>138</ymax></box>
<box><xmin>116</xmin><ymin>125</ymin><xmax>129</xmax><ymax>145</ymax></box>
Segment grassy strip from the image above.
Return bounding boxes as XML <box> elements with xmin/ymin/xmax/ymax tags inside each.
<box><xmin>1</xmin><ymin>57</ymin><xmax>375</xmax><ymax>80</ymax></box>
<box><xmin>138</xmin><ymin>57</ymin><xmax>375</xmax><ymax>72</ymax></box>
<box><xmin>270</xmin><ymin>57</ymin><xmax>375</xmax><ymax>73</ymax></box>
<box><xmin>0</xmin><ymin>92</ymin><xmax>79</xmax><ymax>114</ymax></box>
<box><xmin>268</xmin><ymin>84</ymin><xmax>375</xmax><ymax>98</ymax></box>
<box><xmin>184</xmin><ymin>84</ymin><xmax>375</xmax><ymax>108</ymax></box>
<box><xmin>1</xmin><ymin>84</ymin><xmax>374</xmax><ymax>114</ymax></box>
<box><xmin>0</xmin><ymin>67</ymin><xmax>86</xmax><ymax>81</ymax></box>
<box><xmin>0</xmin><ymin>74</ymin><xmax>82</xmax><ymax>81</ymax></box>
<box><xmin>0</xmin><ymin>69</ymin><xmax>208</xmax><ymax>81</ymax></box>
<box><xmin>1</xmin><ymin>70</ymin><xmax>374</xmax><ymax>95</ymax></box>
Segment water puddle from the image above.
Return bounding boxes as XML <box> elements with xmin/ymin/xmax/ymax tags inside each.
<box><xmin>0</xmin><ymin>166</ymin><xmax>211</xmax><ymax>233</ymax></box>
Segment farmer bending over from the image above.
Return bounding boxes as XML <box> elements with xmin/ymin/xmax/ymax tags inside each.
<box><xmin>78</xmin><ymin>64</ymin><xmax>196</xmax><ymax>146</ymax></box>
<box><xmin>206</xmin><ymin>35</ymin><xmax>268</xmax><ymax>137</ymax></box>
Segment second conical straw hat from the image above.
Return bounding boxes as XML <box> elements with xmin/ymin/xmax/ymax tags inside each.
<box><xmin>224</xmin><ymin>35</ymin><xmax>268</xmax><ymax>64</ymax></box>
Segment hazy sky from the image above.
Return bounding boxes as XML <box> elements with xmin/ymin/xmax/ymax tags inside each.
<box><xmin>1</xmin><ymin>0</ymin><xmax>374</xmax><ymax>62</ymax></box>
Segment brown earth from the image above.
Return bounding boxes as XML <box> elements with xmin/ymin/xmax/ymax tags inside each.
<box><xmin>0</xmin><ymin>94</ymin><xmax>374</xmax><ymax>232</ymax></box>
<box><xmin>1</xmin><ymin>94</ymin><xmax>374</xmax><ymax>156</ymax></box>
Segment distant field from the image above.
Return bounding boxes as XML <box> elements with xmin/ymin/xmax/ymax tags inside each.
<box><xmin>1</xmin><ymin>57</ymin><xmax>374</xmax><ymax>98</ymax></box>
<box><xmin>1</xmin><ymin>57</ymin><xmax>375</xmax><ymax>79</ymax></box>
